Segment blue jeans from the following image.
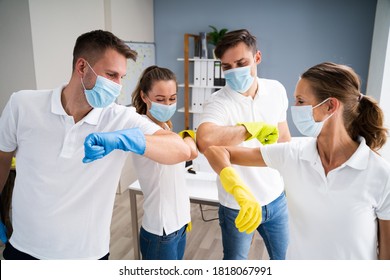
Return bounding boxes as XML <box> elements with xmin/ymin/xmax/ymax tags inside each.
<box><xmin>219</xmin><ymin>192</ymin><xmax>289</xmax><ymax>260</ymax></box>
<box><xmin>139</xmin><ymin>225</ymin><xmax>187</xmax><ymax>260</ymax></box>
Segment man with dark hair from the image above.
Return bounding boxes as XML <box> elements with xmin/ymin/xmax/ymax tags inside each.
<box><xmin>197</xmin><ymin>29</ymin><xmax>291</xmax><ymax>260</ymax></box>
<box><xmin>0</xmin><ymin>30</ymin><xmax>191</xmax><ymax>259</ymax></box>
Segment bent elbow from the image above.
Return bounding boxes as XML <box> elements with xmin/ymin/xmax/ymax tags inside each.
<box><xmin>188</xmin><ymin>149</ymin><xmax>198</xmax><ymax>161</ymax></box>
<box><xmin>196</xmin><ymin>136</ymin><xmax>213</xmax><ymax>154</ymax></box>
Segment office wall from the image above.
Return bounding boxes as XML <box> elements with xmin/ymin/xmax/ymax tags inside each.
<box><xmin>110</xmin><ymin>0</ymin><xmax>154</xmax><ymax>43</ymax></box>
<box><xmin>367</xmin><ymin>0</ymin><xmax>390</xmax><ymax>124</ymax></box>
<box><xmin>154</xmin><ymin>0</ymin><xmax>377</xmax><ymax>135</ymax></box>
<box><xmin>29</xmin><ymin>0</ymin><xmax>154</xmax><ymax>90</ymax></box>
<box><xmin>0</xmin><ymin>0</ymin><xmax>154</xmax><ymax>112</ymax></box>
<box><xmin>367</xmin><ymin>0</ymin><xmax>390</xmax><ymax>161</ymax></box>
<box><xmin>29</xmin><ymin>0</ymin><xmax>105</xmax><ymax>89</ymax></box>
<box><xmin>0</xmin><ymin>0</ymin><xmax>36</xmax><ymax>113</ymax></box>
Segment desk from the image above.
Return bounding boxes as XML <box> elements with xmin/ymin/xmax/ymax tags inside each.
<box><xmin>128</xmin><ymin>171</ymin><xmax>219</xmax><ymax>260</ymax></box>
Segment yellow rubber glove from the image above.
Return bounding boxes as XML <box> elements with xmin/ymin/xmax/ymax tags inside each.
<box><xmin>178</xmin><ymin>129</ymin><xmax>196</xmax><ymax>140</ymax></box>
<box><xmin>186</xmin><ymin>221</ymin><xmax>192</xmax><ymax>232</ymax></box>
<box><xmin>220</xmin><ymin>167</ymin><xmax>262</xmax><ymax>234</ymax></box>
<box><xmin>237</xmin><ymin>122</ymin><xmax>278</xmax><ymax>145</ymax></box>
<box><xmin>11</xmin><ymin>157</ymin><xmax>16</xmax><ymax>169</ymax></box>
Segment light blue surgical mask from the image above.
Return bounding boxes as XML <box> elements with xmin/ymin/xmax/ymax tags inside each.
<box><xmin>147</xmin><ymin>97</ymin><xmax>177</xmax><ymax>122</ymax></box>
<box><xmin>223</xmin><ymin>65</ymin><xmax>254</xmax><ymax>93</ymax></box>
<box><xmin>81</xmin><ymin>62</ymin><xmax>122</xmax><ymax>108</ymax></box>
<box><xmin>291</xmin><ymin>98</ymin><xmax>334</xmax><ymax>137</ymax></box>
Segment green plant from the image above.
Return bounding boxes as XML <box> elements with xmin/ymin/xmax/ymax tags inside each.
<box><xmin>207</xmin><ymin>25</ymin><xmax>228</xmax><ymax>46</ymax></box>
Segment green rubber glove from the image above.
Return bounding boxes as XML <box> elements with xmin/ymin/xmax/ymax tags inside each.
<box><xmin>237</xmin><ymin>122</ymin><xmax>278</xmax><ymax>145</ymax></box>
<box><xmin>220</xmin><ymin>167</ymin><xmax>262</xmax><ymax>234</ymax></box>
<box><xmin>178</xmin><ymin>129</ymin><xmax>196</xmax><ymax>140</ymax></box>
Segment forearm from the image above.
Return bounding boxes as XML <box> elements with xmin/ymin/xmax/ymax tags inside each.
<box><xmin>277</xmin><ymin>121</ymin><xmax>292</xmax><ymax>143</ymax></box>
<box><xmin>143</xmin><ymin>131</ymin><xmax>191</xmax><ymax>164</ymax></box>
<box><xmin>204</xmin><ymin>145</ymin><xmax>267</xmax><ymax>174</ymax></box>
<box><xmin>183</xmin><ymin>136</ymin><xmax>198</xmax><ymax>161</ymax></box>
<box><xmin>0</xmin><ymin>151</ymin><xmax>14</xmax><ymax>193</ymax></box>
<box><xmin>378</xmin><ymin>219</ymin><xmax>390</xmax><ymax>259</ymax></box>
<box><xmin>204</xmin><ymin>146</ymin><xmax>232</xmax><ymax>174</ymax></box>
<box><xmin>197</xmin><ymin>123</ymin><xmax>248</xmax><ymax>153</ymax></box>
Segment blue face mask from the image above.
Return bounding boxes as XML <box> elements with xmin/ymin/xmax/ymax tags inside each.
<box><xmin>81</xmin><ymin>62</ymin><xmax>122</xmax><ymax>108</ymax></box>
<box><xmin>291</xmin><ymin>98</ymin><xmax>334</xmax><ymax>137</ymax></box>
<box><xmin>147</xmin><ymin>97</ymin><xmax>177</xmax><ymax>122</ymax></box>
<box><xmin>223</xmin><ymin>65</ymin><xmax>254</xmax><ymax>93</ymax></box>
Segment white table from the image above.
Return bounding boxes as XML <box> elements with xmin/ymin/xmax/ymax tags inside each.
<box><xmin>128</xmin><ymin>171</ymin><xmax>219</xmax><ymax>259</ymax></box>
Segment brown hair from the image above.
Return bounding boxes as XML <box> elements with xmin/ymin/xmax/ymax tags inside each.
<box><xmin>72</xmin><ymin>30</ymin><xmax>137</xmax><ymax>70</ymax></box>
<box><xmin>214</xmin><ymin>29</ymin><xmax>257</xmax><ymax>59</ymax></box>
<box><xmin>301</xmin><ymin>62</ymin><xmax>388</xmax><ymax>151</ymax></box>
<box><xmin>131</xmin><ymin>65</ymin><xmax>177</xmax><ymax>127</ymax></box>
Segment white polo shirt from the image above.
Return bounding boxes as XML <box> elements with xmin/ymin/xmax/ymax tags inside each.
<box><xmin>261</xmin><ymin>137</ymin><xmax>390</xmax><ymax>259</ymax></box>
<box><xmin>132</xmin><ymin>117</ymin><xmax>191</xmax><ymax>236</ymax></box>
<box><xmin>200</xmin><ymin>78</ymin><xmax>288</xmax><ymax>208</ymax></box>
<box><xmin>0</xmin><ymin>85</ymin><xmax>160</xmax><ymax>259</ymax></box>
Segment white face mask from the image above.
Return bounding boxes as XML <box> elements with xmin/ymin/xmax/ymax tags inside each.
<box><xmin>291</xmin><ymin>98</ymin><xmax>334</xmax><ymax>137</ymax></box>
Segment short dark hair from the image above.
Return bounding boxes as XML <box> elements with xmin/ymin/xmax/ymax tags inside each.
<box><xmin>72</xmin><ymin>30</ymin><xmax>137</xmax><ymax>70</ymax></box>
<box><xmin>214</xmin><ymin>29</ymin><xmax>257</xmax><ymax>59</ymax></box>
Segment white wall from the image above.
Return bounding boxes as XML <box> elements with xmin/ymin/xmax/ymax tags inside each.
<box><xmin>29</xmin><ymin>0</ymin><xmax>105</xmax><ymax>89</ymax></box>
<box><xmin>367</xmin><ymin>0</ymin><xmax>390</xmax><ymax>161</ymax></box>
<box><xmin>0</xmin><ymin>0</ymin><xmax>36</xmax><ymax>113</ymax></box>
<box><xmin>28</xmin><ymin>0</ymin><xmax>154</xmax><ymax>90</ymax></box>
<box><xmin>109</xmin><ymin>0</ymin><xmax>154</xmax><ymax>42</ymax></box>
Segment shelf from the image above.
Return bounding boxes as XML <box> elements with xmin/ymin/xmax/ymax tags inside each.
<box><xmin>177</xmin><ymin>106</ymin><xmax>203</xmax><ymax>114</ymax></box>
<box><xmin>178</xmin><ymin>83</ymin><xmax>223</xmax><ymax>89</ymax></box>
<box><xmin>177</xmin><ymin>58</ymin><xmax>219</xmax><ymax>62</ymax></box>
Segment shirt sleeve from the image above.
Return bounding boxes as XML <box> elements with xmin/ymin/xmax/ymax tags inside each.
<box><xmin>278</xmin><ymin>83</ymin><xmax>289</xmax><ymax>122</ymax></box>
<box><xmin>0</xmin><ymin>93</ymin><xmax>18</xmax><ymax>152</ymax></box>
<box><xmin>199</xmin><ymin>95</ymin><xmax>229</xmax><ymax>126</ymax></box>
<box><xmin>260</xmin><ymin>142</ymin><xmax>290</xmax><ymax>171</ymax></box>
<box><xmin>376</xmin><ymin>175</ymin><xmax>390</xmax><ymax>220</ymax></box>
<box><xmin>124</xmin><ymin>107</ymin><xmax>161</xmax><ymax>135</ymax></box>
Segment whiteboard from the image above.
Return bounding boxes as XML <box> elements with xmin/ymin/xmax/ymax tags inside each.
<box><xmin>117</xmin><ymin>42</ymin><xmax>156</xmax><ymax>106</ymax></box>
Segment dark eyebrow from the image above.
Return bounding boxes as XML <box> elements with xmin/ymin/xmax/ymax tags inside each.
<box><xmin>235</xmin><ymin>58</ymin><xmax>246</xmax><ymax>64</ymax></box>
<box><xmin>221</xmin><ymin>58</ymin><xmax>247</xmax><ymax>68</ymax></box>
<box><xmin>221</xmin><ymin>62</ymin><xmax>231</xmax><ymax>68</ymax></box>
<box><xmin>155</xmin><ymin>93</ymin><xmax>177</xmax><ymax>98</ymax></box>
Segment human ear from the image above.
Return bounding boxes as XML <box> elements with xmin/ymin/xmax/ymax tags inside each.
<box><xmin>140</xmin><ymin>91</ymin><xmax>148</xmax><ymax>104</ymax></box>
<box><xmin>75</xmin><ymin>58</ymin><xmax>88</xmax><ymax>77</ymax></box>
<box><xmin>327</xmin><ymin>97</ymin><xmax>339</xmax><ymax>112</ymax></box>
<box><xmin>255</xmin><ymin>50</ymin><xmax>262</xmax><ymax>64</ymax></box>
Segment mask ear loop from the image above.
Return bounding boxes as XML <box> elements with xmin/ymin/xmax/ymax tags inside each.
<box><xmin>313</xmin><ymin>97</ymin><xmax>330</xmax><ymax>109</ymax></box>
<box><xmin>314</xmin><ymin>98</ymin><xmax>335</xmax><ymax>123</ymax></box>
<box><xmin>85</xmin><ymin>61</ymin><xmax>98</xmax><ymax>77</ymax></box>
<box><xmin>81</xmin><ymin>60</ymin><xmax>98</xmax><ymax>91</ymax></box>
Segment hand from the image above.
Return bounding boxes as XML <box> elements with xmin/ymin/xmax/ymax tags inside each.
<box><xmin>219</xmin><ymin>167</ymin><xmax>262</xmax><ymax>234</ymax></box>
<box><xmin>83</xmin><ymin>128</ymin><xmax>146</xmax><ymax>163</ymax></box>
<box><xmin>238</xmin><ymin>122</ymin><xmax>278</xmax><ymax>145</ymax></box>
<box><xmin>0</xmin><ymin>221</ymin><xmax>7</xmax><ymax>244</ymax></box>
<box><xmin>178</xmin><ymin>129</ymin><xmax>196</xmax><ymax>140</ymax></box>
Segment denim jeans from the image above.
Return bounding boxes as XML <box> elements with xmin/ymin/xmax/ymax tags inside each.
<box><xmin>139</xmin><ymin>225</ymin><xmax>187</xmax><ymax>260</ymax></box>
<box><xmin>219</xmin><ymin>192</ymin><xmax>289</xmax><ymax>260</ymax></box>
